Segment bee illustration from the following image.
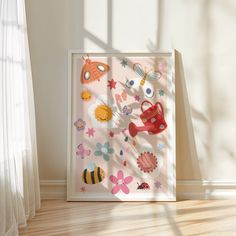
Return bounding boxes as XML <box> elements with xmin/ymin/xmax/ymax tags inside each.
<box><xmin>126</xmin><ymin>63</ymin><xmax>161</xmax><ymax>98</ymax></box>
<box><xmin>137</xmin><ymin>182</ymin><xmax>150</xmax><ymax>190</ymax></box>
<box><xmin>82</xmin><ymin>163</ymin><xmax>105</xmax><ymax>184</ymax></box>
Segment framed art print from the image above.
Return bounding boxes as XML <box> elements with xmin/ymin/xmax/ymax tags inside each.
<box><xmin>67</xmin><ymin>51</ymin><xmax>176</xmax><ymax>201</ymax></box>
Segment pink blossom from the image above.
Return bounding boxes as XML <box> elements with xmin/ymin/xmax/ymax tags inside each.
<box><xmin>109</xmin><ymin>170</ymin><xmax>133</xmax><ymax>194</ymax></box>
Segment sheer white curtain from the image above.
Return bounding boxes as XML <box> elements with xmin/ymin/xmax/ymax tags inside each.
<box><xmin>0</xmin><ymin>0</ymin><xmax>40</xmax><ymax>235</ymax></box>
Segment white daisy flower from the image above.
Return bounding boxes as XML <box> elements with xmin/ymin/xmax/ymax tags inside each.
<box><xmin>88</xmin><ymin>95</ymin><xmax>119</xmax><ymax>128</ymax></box>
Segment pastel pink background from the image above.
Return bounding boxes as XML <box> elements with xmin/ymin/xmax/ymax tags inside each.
<box><xmin>71</xmin><ymin>55</ymin><xmax>173</xmax><ymax>199</ymax></box>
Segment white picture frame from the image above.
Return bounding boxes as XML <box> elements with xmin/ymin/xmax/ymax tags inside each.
<box><xmin>67</xmin><ymin>51</ymin><xmax>176</xmax><ymax>201</ymax></box>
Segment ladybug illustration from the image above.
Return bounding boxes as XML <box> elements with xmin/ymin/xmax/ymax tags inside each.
<box><xmin>137</xmin><ymin>182</ymin><xmax>150</xmax><ymax>190</ymax></box>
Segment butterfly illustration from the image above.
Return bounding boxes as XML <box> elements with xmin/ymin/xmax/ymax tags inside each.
<box><xmin>80</xmin><ymin>55</ymin><xmax>110</xmax><ymax>84</ymax></box>
<box><xmin>115</xmin><ymin>90</ymin><xmax>127</xmax><ymax>103</ymax></box>
<box><xmin>122</xmin><ymin>105</ymin><xmax>132</xmax><ymax>116</ymax></box>
<box><xmin>76</xmin><ymin>144</ymin><xmax>91</xmax><ymax>159</ymax></box>
<box><xmin>125</xmin><ymin>63</ymin><xmax>161</xmax><ymax>98</ymax></box>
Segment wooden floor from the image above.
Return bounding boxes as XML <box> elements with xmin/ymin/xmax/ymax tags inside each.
<box><xmin>19</xmin><ymin>200</ymin><xmax>236</xmax><ymax>236</ymax></box>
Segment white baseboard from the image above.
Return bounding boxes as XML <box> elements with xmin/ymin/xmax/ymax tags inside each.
<box><xmin>177</xmin><ymin>180</ymin><xmax>236</xmax><ymax>200</ymax></box>
<box><xmin>40</xmin><ymin>180</ymin><xmax>66</xmax><ymax>199</ymax></box>
<box><xmin>40</xmin><ymin>180</ymin><xmax>236</xmax><ymax>200</ymax></box>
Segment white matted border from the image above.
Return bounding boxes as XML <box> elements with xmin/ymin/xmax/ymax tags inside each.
<box><xmin>67</xmin><ymin>50</ymin><xmax>176</xmax><ymax>201</ymax></box>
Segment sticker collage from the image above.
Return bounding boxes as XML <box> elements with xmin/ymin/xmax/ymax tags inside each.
<box><xmin>71</xmin><ymin>54</ymin><xmax>174</xmax><ymax>200</ymax></box>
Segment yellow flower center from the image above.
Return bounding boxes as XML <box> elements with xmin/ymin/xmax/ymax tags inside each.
<box><xmin>95</xmin><ymin>104</ymin><xmax>113</xmax><ymax>122</ymax></box>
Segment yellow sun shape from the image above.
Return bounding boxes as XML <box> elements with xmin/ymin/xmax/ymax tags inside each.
<box><xmin>95</xmin><ymin>104</ymin><xmax>113</xmax><ymax>122</ymax></box>
<box><xmin>81</xmin><ymin>90</ymin><xmax>92</xmax><ymax>101</ymax></box>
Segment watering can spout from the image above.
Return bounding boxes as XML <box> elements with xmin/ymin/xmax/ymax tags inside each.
<box><xmin>129</xmin><ymin>122</ymin><xmax>156</xmax><ymax>137</ymax></box>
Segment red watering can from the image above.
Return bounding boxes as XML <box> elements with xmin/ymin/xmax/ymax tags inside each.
<box><xmin>128</xmin><ymin>100</ymin><xmax>167</xmax><ymax>137</ymax></box>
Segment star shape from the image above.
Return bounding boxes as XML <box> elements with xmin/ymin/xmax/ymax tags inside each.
<box><xmin>120</xmin><ymin>58</ymin><xmax>128</xmax><ymax>67</ymax></box>
<box><xmin>108</xmin><ymin>78</ymin><xmax>117</xmax><ymax>90</ymax></box>
<box><xmin>134</xmin><ymin>95</ymin><xmax>140</xmax><ymax>101</ymax></box>
<box><xmin>159</xmin><ymin>89</ymin><xmax>165</xmax><ymax>96</ymax></box>
<box><xmin>154</xmin><ymin>181</ymin><xmax>162</xmax><ymax>189</ymax></box>
<box><xmin>158</xmin><ymin>143</ymin><xmax>165</xmax><ymax>150</ymax></box>
<box><xmin>86</xmin><ymin>128</ymin><xmax>95</xmax><ymax>137</ymax></box>
<box><xmin>109</xmin><ymin>131</ymin><xmax>114</xmax><ymax>138</ymax></box>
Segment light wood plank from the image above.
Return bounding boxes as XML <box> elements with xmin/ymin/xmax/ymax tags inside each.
<box><xmin>19</xmin><ymin>200</ymin><xmax>236</xmax><ymax>236</ymax></box>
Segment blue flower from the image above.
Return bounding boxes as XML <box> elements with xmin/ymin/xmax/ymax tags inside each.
<box><xmin>94</xmin><ymin>142</ymin><xmax>114</xmax><ymax>161</ymax></box>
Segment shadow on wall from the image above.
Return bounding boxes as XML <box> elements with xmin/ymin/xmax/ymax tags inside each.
<box><xmin>175</xmin><ymin>51</ymin><xmax>201</xmax><ymax>180</ymax></box>
<box><xmin>70</xmin><ymin>0</ymin><xmax>202</xmax><ymax>182</ymax></box>
<box><xmin>71</xmin><ymin>0</ymin><xmax>203</xmax><ymax>182</ymax></box>
<box><xmin>146</xmin><ymin>0</ymin><xmax>202</xmax><ymax>181</ymax></box>
<box><xmin>67</xmin><ymin>0</ymin><xmax>188</xmax><ymax>234</ymax></box>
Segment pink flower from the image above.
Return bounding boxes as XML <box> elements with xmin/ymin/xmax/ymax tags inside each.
<box><xmin>109</xmin><ymin>170</ymin><xmax>133</xmax><ymax>194</ymax></box>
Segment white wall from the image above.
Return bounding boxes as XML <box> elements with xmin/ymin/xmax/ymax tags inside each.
<box><xmin>25</xmin><ymin>0</ymin><xmax>236</xmax><ymax>182</ymax></box>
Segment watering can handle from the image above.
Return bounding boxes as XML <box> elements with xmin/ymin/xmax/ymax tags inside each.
<box><xmin>155</xmin><ymin>102</ymin><xmax>164</xmax><ymax>116</ymax></box>
<box><xmin>141</xmin><ymin>100</ymin><xmax>153</xmax><ymax>113</ymax></box>
<box><xmin>141</xmin><ymin>100</ymin><xmax>164</xmax><ymax>116</ymax></box>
